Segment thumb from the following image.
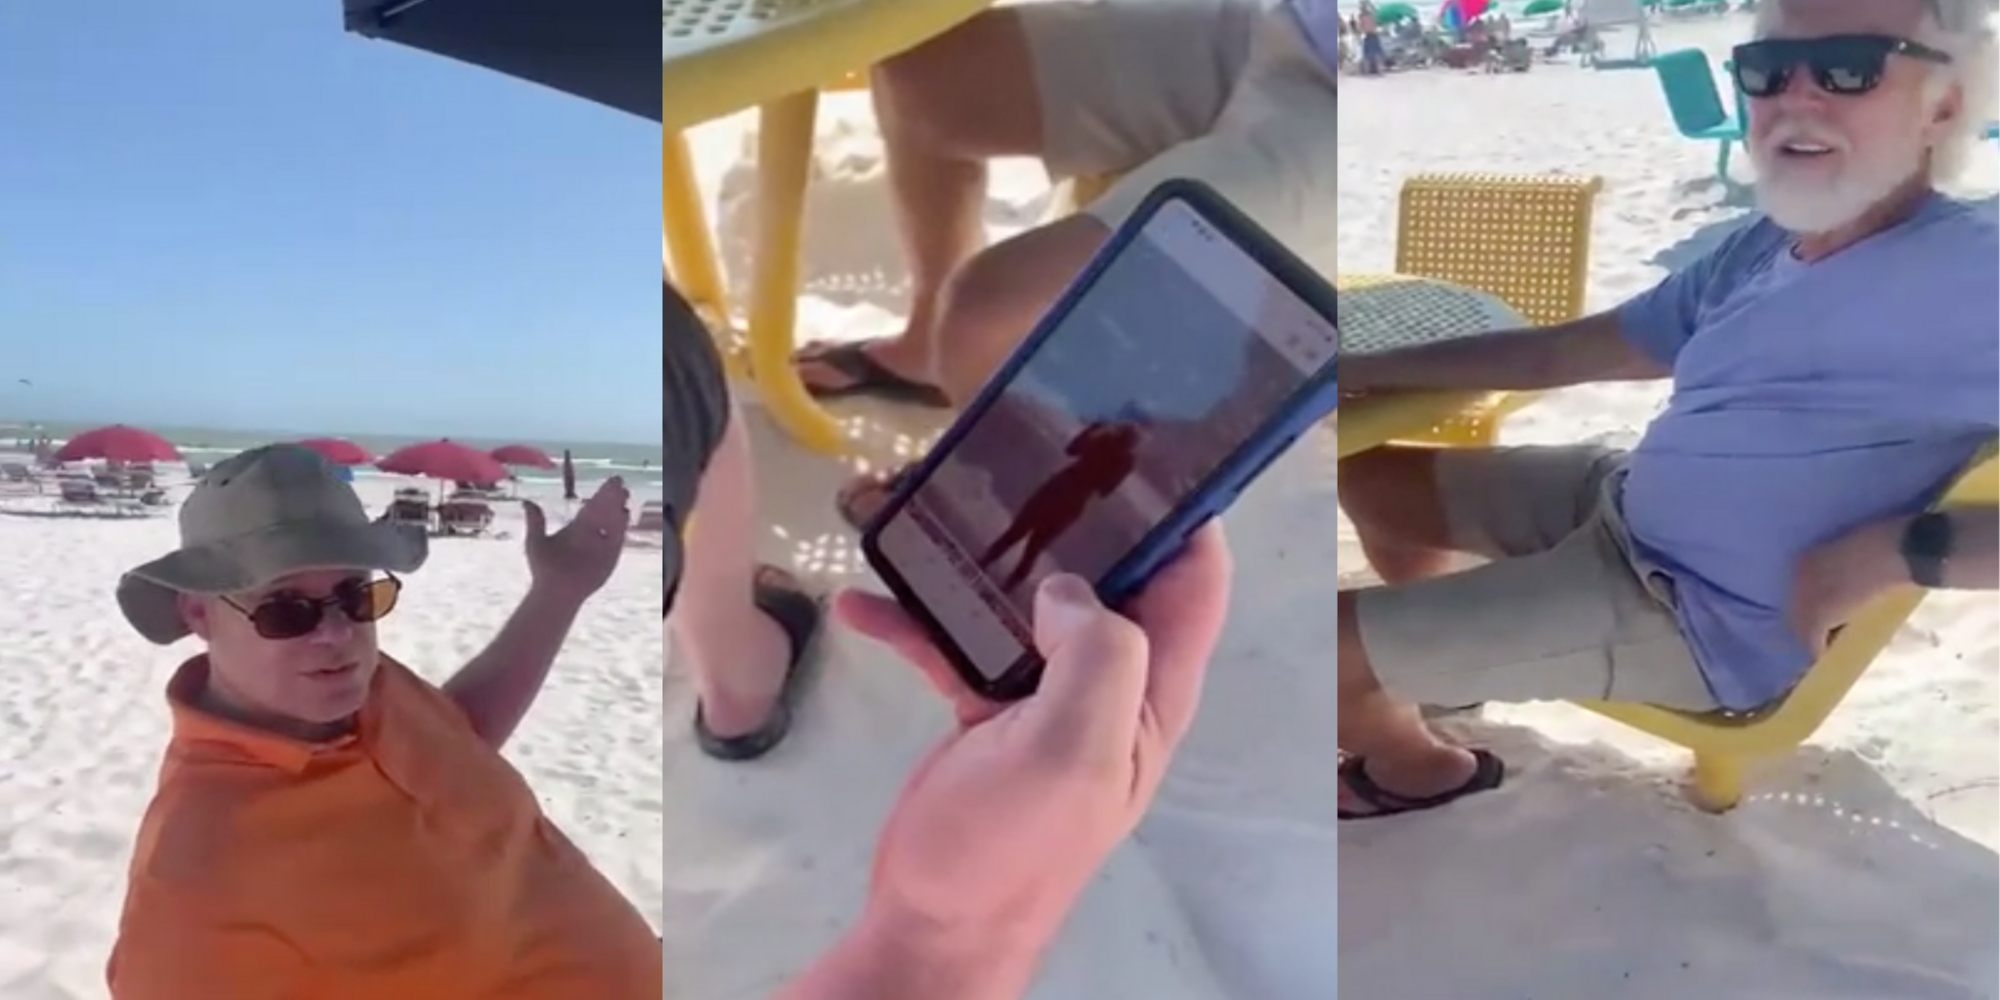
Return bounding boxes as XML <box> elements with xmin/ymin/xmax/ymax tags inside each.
<box><xmin>1024</xmin><ymin>574</ymin><xmax>1148</xmax><ymax>758</ymax></box>
<box><xmin>522</xmin><ymin>501</ymin><xmax>547</xmax><ymax>541</ymax></box>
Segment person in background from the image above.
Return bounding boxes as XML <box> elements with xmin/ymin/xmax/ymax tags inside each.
<box><xmin>780</xmin><ymin>525</ymin><xmax>1234</xmax><ymax>1000</ymax></box>
<box><xmin>107</xmin><ymin>444</ymin><xmax>657</xmax><ymax>997</ymax></box>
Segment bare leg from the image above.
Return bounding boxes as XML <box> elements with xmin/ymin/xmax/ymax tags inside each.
<box><xmin>978</xmin><ymin>517</ymin><xmax>1033</xmax><ymax>570</ymax></box>
<box><xmin>933</xmin><ymin>215</ymin><xmax>1111</xmax><ymax>402</ymax></box>
<box><xmin>671</xmin><ymin>400</ymin><xmax>794</xmax><ymax>739</ymax></box>
<box><xmin>1336</xmin><ymin>591</ymin><xmax>1479</xmax><ymax>806</ymax></box>
<box><xmin>795</xmin><ymin>10</ymin><xmax>1049</xmax><ymax>393</ymax></box>
<box><xmin>831</xmin><ymin>217</ymin><xmax>1111</xmax><ymax>524</ymax></box>
<box><xmin>1337</xmin><ymin>446</ymin><xmax>1462</xmax><ymax>584</ymax></box>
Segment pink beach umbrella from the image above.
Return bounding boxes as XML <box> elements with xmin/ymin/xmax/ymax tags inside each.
<box><xmin>488</xmin><ymin>443</ymin><xmax>557</xmax><ymax>470</ymax></box>
<box><xmin>376</xmin><ymin>439</ymin><xmax>509</xmax><ymax>485</ymax></box>
<box><xmin>294</xmin><ymin>437</ymin><xmax>372</xmax><ymax>466</ymax></box>
<box><xmin>52</xmin><ymin>424</ymin><xmax>181</xmax><ymax>464</ymax></box>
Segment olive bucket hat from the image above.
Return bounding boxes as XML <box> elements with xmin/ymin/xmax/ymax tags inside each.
<box><xmin>116</xmin><ymin>444</ymin><xmax>429</xmax><ymax>644</ymax></box>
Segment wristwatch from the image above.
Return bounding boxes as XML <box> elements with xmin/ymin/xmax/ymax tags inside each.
<box><xmin>1901</xmin><ymin>511</ymin><xmax>1953</xmax><ymax>588</ymax></box>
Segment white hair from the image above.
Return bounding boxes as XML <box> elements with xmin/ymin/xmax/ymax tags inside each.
<box><xmin>1754</xmin><ymin>0</ymin><xmax>1998</xmax><ymax>182</ymax></box>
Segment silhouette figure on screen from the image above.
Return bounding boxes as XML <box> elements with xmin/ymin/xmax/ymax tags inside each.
<box><xmin>977</xmin><ymin>420</ymin><xmax>1144</xmax><ymax>594</ymax></box>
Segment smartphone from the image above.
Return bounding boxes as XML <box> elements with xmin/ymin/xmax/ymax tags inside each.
<box><xmin>859</xmin><ymin>179</ymin><xmax>1340</xmax><ymax>701</ymax></box>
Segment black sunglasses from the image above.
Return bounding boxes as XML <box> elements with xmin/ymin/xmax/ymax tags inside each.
<box><xmin>1731</xmin><ymin>34</ymin><xmax>1952</xmax><ymax>99</ymax></box>
<box><xmin>222</xmin><ymin>575</ymin><xmax>402</xmax><ymax>640</ymax></box>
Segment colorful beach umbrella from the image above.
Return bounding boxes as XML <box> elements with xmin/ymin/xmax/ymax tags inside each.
<box><xmin>52</xmin><ymin>424</ymin><xmax>181</xmax><ymax>464</ymax></box>
<box><xmin>294</xmin><ymin>437</ymin><xmax>373</xmax><ymax>466</ymax></box>
<box><xmin>376</xmin><ymin>439</ymin><xmax>509</xmax><ymax>484</ymax></box>
<box><xmin>560</xmin><ymin>449</ymin><xmax>577</xmax><ymax>502</ymax></box>
<box><xmin>340</xmin><ymin>0</ymin><xmax>657</xmax><ymax>121</ymax></box>
<box><xmin>1376</xmin><ymin>2</ymin><xmax>1419</xmax><ymax>23</ymax></box>
<box><xmin>489</xmin><ymin>443</ymin><xmax>556</xmax><ymax>469</ymax></box>
<box><xmin>1522</xmin><ymin>0</ymin><xmax>1564</xmax><ymax>14</ymax></box>
<box><xmin>1439</xmin><ymin>0</ymin><xmax>1492</xmax><ymax>30</ymax></box>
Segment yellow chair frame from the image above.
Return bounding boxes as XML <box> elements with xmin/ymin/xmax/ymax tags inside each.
<box><xmin>663</xmin><ymin>69</ymin><xmax>873</xmax><ymax>457</ymax></box>
<box><xmin>1579</xmin><ymin>447</ymin><xmax>2000</xmax><ymax>812</ymax></box>
<box><xmin>1388</xmin><ymin>172</ymin><xmax>1604</xmax><ymax>447</ymax></box>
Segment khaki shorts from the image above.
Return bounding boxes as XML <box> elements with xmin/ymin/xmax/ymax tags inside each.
<box><xmin>1353</xmin><ymin>446</ymin><xmax>1720</xmax><ymax>711</ymax></box>
<box><xmin>1016</xmin><ymin>0</ymin><xmax>1339</xmax><ymax>272</ymax></box>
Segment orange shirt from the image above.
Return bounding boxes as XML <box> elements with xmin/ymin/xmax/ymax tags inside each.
<box><xmin>108</xmin><ymin>655</ymin><xmax>661</xmax><ymax>1000</ymax></box>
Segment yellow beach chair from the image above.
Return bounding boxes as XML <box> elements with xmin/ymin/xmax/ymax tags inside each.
<box><xmin>1388</xmin><ymin>172</ymin><xmax>1604</xmax><ymax>447</ymax></box>
<box><xmin>1579</xmin><ymin>445</ymin><xmax>2000</xmax><ymax>812</ymax></box>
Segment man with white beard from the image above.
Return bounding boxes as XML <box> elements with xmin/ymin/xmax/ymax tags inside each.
<box><xmin>1331</xmin><ymin>0</ymin><xmax>2000</xmax><ymax>819</ymax></box>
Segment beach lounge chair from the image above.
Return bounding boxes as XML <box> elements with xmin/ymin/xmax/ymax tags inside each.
<box><xmin>437</xmin><ymin>499</ymin><xmax>495</xmax><ymax>537</ymax></box>
<box><xmin>634</xmin><ymin>500</ymin><xmax>668</xmax><ymax>533</ymax></box>
<box><xmin>58</xmin><ymin>477</ymin><xmax>102</xmax><ymax>506</ymax></box>
<box><xmin>1578</xmin><ymin>445</ymin><xmax>2000</xmax><ymax>812</ymax></box>
<box><xmin>1386</xmin><ymin>172</ymin><xmax>1604</xmax><ymax>447</ymax></box>
<box><xmin>386</xmin><ymin>488</ymin><xmax>432</xmax><ymax>530</ymax></box>
<box><xmin>1654</xmin><ymin>49</ymin><xmax>1744</xmax><ymax>178</ymax></box>
<box><xmin>1580</xmin><ymin>0</ymin><xmax>1655</xmax><ymax>68</ymax></box>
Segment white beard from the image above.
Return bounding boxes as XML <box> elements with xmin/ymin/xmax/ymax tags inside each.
<box><xmin>1749</xmin><ymin>120</ymin><xmax>1928</xmax><ymax>234</ymax></box>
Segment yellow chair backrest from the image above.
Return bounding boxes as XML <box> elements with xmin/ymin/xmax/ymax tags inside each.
<box><xmin>1580</xmin><ymin>443</ymin><xmax>1999</xmax><ymax>811</ymax></box>
<box><xmin>1386</xmin><ymin>172</ymin><xmax>1604</xmax><ymax>446</ymax></box>
<box><xmin>1394</xmin><ymin>172</ymin><xmax>1603</xmax><ymax>328</ymax></box>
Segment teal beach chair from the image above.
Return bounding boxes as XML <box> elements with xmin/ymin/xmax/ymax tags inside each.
<box><xmin>1653</xmin><ymin>49</ymin><xmax>1743</xmax><ymax>177</ymax></box>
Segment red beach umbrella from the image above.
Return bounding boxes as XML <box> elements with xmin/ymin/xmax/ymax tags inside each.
<box><xmin>52</xmin><ymin>424</ymin><xmax>182</xmax><ymax>464</ymax></box>
<box><xmin>489</xmin><ymin>443</ymin><xmax>556</xmax><ymax>469</ymax></box>
<box><xmin>376</xmin><ymin>439</ymin><xmax>509</xmax><ymax>484</ymax></box>
<box><xmin>294</xmin><ymin>437</ymin><xmax>373</xmax><ymax>466</ymax></box>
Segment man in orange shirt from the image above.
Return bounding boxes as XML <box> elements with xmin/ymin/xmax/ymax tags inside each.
<box><xmin>106</xmin><ymin>444</ymin><xmax>661</xmax><ymax>999</ymax></box>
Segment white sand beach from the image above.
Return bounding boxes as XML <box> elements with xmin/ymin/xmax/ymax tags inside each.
<box><xmin>667</xmin><ymin>9</ymin><xmax>1999</xmax><ymax>1000</ymax></box>
<box><xmin>0</xmin><ymin>473</ymin><xmax>665</xmax><ymax>999</ymax></box>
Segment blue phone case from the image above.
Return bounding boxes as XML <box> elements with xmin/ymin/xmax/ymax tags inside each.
<box><xmin>859</xmin><ymin>178</ymin><xmax>1340</xmax><ymax>698</ymax></box>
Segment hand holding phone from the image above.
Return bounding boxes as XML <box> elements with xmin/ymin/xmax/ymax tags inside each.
<box><xmin>861</xmin><ymin>179</ymin><xmax>1338</xmax><ymax>701</ymax></box>
<box><xmin>828</xmin><ymin>525</ymin><xmax>1233</xmax><ymax>980</ymax></box>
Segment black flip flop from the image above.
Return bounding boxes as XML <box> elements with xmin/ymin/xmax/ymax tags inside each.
<box><xmin>836</xmin><ymin>464</ymin><xmax>916</xmax><ymax>533</ymax></box>
<box><xmin>1337</xmin><ymin>749</ymin><xmax>1506</xmax><ymax>820</ymax></box>
<box><xmin>797</xmin><ymin>341</ymin><xmax>950</xmax><ymax>409</ymax></box>
<box><xmin>692</xmin><ymin>574</ymin><xmax>826</xmax><ymax>762</ymax></box>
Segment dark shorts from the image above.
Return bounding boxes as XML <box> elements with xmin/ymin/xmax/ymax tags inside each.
<box><xmin>664</xmin><ymin>282</ymin><xmax>731</xmax><ymax>616</ymax></box>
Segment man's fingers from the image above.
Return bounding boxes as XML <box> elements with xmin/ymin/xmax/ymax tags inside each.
<box><xmin>833</xmin><ymin>589</ymin><xmax>998</xmax><ymax>726</ymax></box>
<box><xmin>1024</xmin><ymin>574</ymin><xmax>1150</xmax><ymax>761</ymax></box>
<box><xmin>522</xmin><ymin>501</ymin><xmax>547</xmax><ymax>540</ymax></box>
<box><xmin>1122</xmin><ymin>522</ymin><xmax>1232</xmax><ymax>743</ymax></box>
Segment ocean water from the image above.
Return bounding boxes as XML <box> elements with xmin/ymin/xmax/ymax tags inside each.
<box><xmin>0</xmin><ymin>418</ymin><xmax>667</xmax><ymax>499</ymax></box>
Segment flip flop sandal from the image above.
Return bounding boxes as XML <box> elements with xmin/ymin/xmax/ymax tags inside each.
<box><xmin>1337</xmin><ymin>749</ymin><xmax>1506</xmax><ymax>820</ymax></box>
<box><xmin>836</xmin><ymin>464</ymin><xmax>916</xmax><ymax>533</ymax></box>
<box><xmin>796</xmin><ymin>340</ymin><xmax>951</xmax><ymax>409</ymax></box>
<box><xmin>692</xmin><ymin>572</ymin><xmax>827</xmax><ymax>762</ymax></box>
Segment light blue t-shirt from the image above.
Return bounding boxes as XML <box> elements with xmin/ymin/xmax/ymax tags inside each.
<box><xmin>1615</xmin><ymin>194</ymin><xmax>1999</xmax><ymax>709</ymax></box>
<box><xmin>1286</xmin><ymin>0</ymin><xmax>1345</xmax><ymax>72</ymax></box>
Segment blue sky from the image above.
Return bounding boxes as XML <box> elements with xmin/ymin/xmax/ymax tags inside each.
<box><xmin>0</xmin><ymin>3</ymin><xmax>659</xmax><ymax>444</ymax></box>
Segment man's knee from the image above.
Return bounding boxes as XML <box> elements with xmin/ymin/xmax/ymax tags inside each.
<box><xmin>935</xmin><ymin>215</ymin><xmax>1111</xmax><ymax>396</ymax></box>
<box><xmin>1337</xmin><ymin>446</ymin><xmax>1453</xmax><ymax>549</ymax></box>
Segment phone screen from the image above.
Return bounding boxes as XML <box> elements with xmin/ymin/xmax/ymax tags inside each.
<box><xmin>870</xmin><ymin>196</ymin><xmax>1338</xmax><ymax>689</ymax></box>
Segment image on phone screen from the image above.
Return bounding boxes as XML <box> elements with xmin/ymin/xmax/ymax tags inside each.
<box><xmin>869</xmin><ymin>194</ymin><xmax>1338</xmax><ymax>692</ymax></box>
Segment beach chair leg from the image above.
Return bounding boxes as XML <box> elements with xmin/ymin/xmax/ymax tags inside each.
<box><xmin>1687</xmin><ymin>751</ymin><xmax>1744</xmax><ymax>813</ymax></box>
<box><xmin>746</xmin><ymin>90</ymin><xmax>848</xmax><ymax>456</ymax></box>
<box><xmin>665</xmin><ymin>130</ymin><xmax>741</xmax><ymax>378</ymax></box>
